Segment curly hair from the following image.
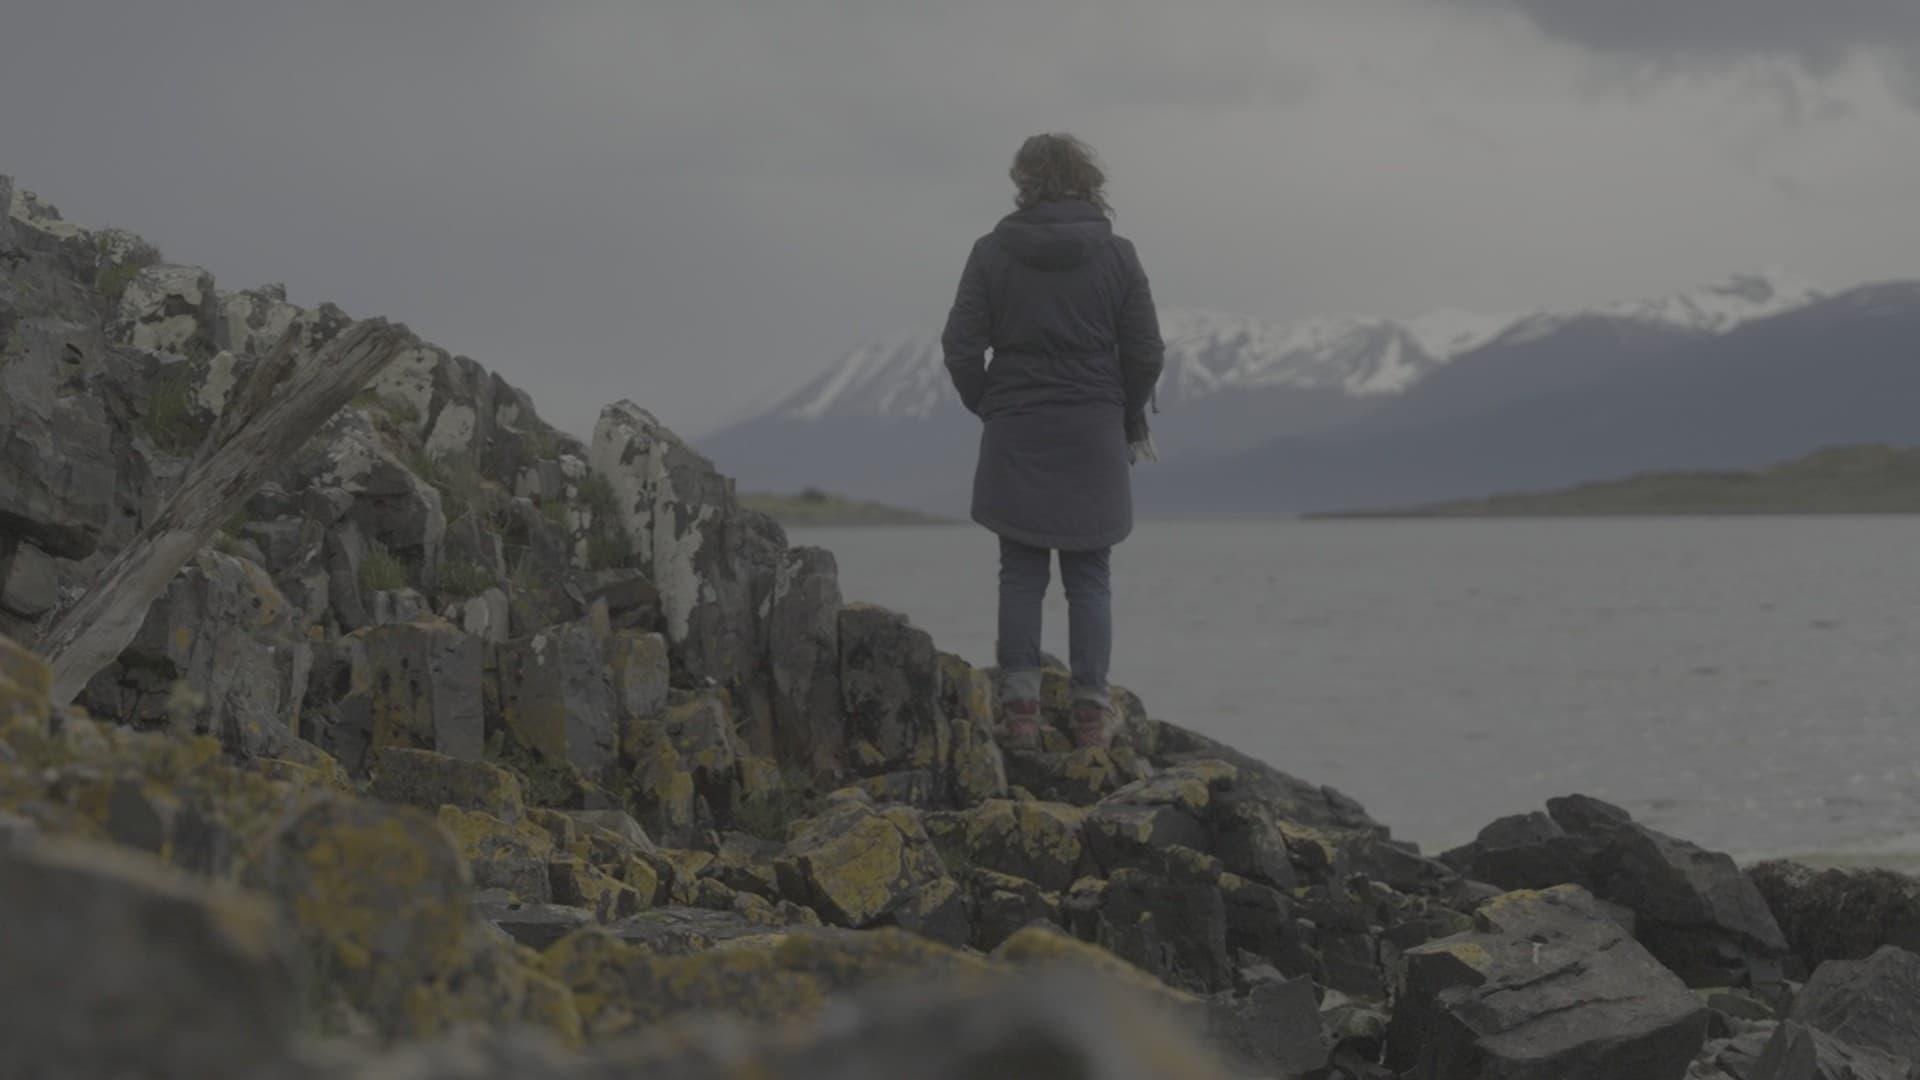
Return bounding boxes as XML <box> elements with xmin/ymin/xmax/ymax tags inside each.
<box><xmin>1010</xmin><ymin>133</ymin><xmax>1113</xmax><ymax>217</ymax></box>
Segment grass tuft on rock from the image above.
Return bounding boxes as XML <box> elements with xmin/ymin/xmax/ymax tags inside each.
<box><xmin>582</xmin><ymin>473</ymin><xmax>638</xmax><ymax>571</ymax></box>
<box><xmin>436</xmin><ymin>560</ymin><xmax>497</xmax><ymax>601</ymax></box>
<box><xmin>144</xmin><ymin>363</ymin><xmax>209</xmax><ymax>453</ymax></box>
<box><xmin>357</xmin><ymin>543</ymin><xmax>410</xmax><ymax>594</ymax></box>
<box><xmin>94</xmin><ymin>237</ymin><xmax>162</xmax><ymax>303</ymax></box>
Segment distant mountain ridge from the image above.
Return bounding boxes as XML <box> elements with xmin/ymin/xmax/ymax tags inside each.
<box><xmin>699</xmin><ymin>271</ymin><xmax>1868</xmax><ymax>517</ymax></box>
<box><xmin>758</xmin><ymin>272</ymin><xmax>1819</xmax><ymax>423</ymax></box>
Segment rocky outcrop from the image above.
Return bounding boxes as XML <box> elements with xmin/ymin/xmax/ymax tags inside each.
<box><xmin>12</xmin><ymin>173</ymin><xmax>1920</xmax><ymax>1080</ymax></box>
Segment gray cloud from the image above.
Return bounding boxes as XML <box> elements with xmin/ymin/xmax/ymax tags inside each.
<box><xmin>1454</xmin><ymin>0</ymin><xmax>1920</xmax><ymax>79</ymax></box>
<box><xmin>4</xmin><ymin>2</ymin><xmax>1919</xmax><ymax>439</ymax></box>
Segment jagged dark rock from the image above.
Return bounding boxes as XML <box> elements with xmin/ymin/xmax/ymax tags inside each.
<box><xmin>1789</xmin><ymin>946</ymin><xmax>1920</xmax><ymax>1064</ymax></box>
<box><xmin>1748</xmin><ymin>1020</ymin><xmax>1920</xmax><ymax>1080</ymax></box>
<box><xmin>1387</xmin><ymin>885</ymin><xmax>1709</xmax><ymax>1079</ymax></box>
<box><xmin>1444</xmin><ymin>793</ymin><xmax>1789</xmax><ymax>988</ymax></box>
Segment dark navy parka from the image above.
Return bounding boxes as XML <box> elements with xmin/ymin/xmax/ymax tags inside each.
<box><xmin>940</xmin><ymin>199</ymin><xmax>1165</xmax><ymax>550</ymax></box>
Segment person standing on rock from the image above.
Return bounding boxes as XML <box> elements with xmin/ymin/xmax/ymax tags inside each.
<box><xmin>940</xmin><ymin>132</ymin><xmax>1165</xmax><ymax>752</ymax></box>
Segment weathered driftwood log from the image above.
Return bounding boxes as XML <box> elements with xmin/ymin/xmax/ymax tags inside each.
<box><xmin>38</xmin><ymin>312</ymin><xmax>416</xmax><ymax>704</ymax></box>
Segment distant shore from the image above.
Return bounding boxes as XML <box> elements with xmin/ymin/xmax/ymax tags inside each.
<box><xmin>739</xmin><ymin>489</ymin><xmax>954</xmax><ymax>527</ymax></box>
<box><xmin>1311</xmin><ymin>444</ymin><xmax>1920</xmax><ymax>519</ymax></box>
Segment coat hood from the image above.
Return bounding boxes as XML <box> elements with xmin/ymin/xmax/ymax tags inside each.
<box><xmin>993</xmin><ymin>199</ymin><xmax>1112</xmax><ymax>271</ymax></box>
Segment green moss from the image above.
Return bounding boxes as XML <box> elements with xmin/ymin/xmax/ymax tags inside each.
<box><xmin>143</xmin><ymin>364</ymin><xmax>209</xmax><ymax>453</ymax></box>
<box><xmin>357</xmin><ymin>543</ymin><xmax>410</xmax><ymax>594</ymax></box>
<box><xmin>94</xmin><ymin>237</ymin><xmax>162</xmax><ymax>303</ymax></box>
<box><xmin>581</xmin><ymin>473</ymin><xmax>637</xmax><ymax>571</ymax></box>
<box><xmin>539</xmin><ymin>498</ymin><xmax>569</xmax><ymax>529</ymax></box>
<box><xmin>437</xmin><ymin>560</ymin><xmax>497</xmax><ymax>601</ymax></box>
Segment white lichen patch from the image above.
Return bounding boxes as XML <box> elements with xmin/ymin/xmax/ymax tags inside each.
<box><xmin>120</xmin><ymin>265</ymin><xmax>212</xmax><ymax>355</ymax></box>
<box><xmin>366</xmin><ymin>344</ymin><xmax>446</xmax><ymax>433</ymax></box>
<box><xmin>217</xmin><ymin>288</ymin><xmax>301</xmax><ymax>358</ymax></box>
<box><xmin>195</xmin><ymin>351</ymin><xmax>240</xmax><ymax>416</ymax></box>
<box><xmin>424</xmin><ymin>402</ymin><xmax>476</xmax><ymax>459</ymax></box>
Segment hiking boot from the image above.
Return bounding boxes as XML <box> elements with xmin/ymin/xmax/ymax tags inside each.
<box><xmin>1070</xmin><ymin>700</ymin><xmax>1113</xmax><ymax>750</ymax></box>
<box><xmin>1000</xmin><ymin>699</ymin><xmax>1042</xmax><ymax>751</ymax></box>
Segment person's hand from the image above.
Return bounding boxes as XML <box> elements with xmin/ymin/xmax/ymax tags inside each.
<box><xmin>1128</xmin><ymin>434</ymin><xmax>1159</xmax><ymax>465</ymax></box>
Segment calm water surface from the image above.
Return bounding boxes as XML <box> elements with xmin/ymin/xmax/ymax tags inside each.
<box><xmin>793</xmin><ymin>518</ymin><xmax>1920</xmax><ymax>861</ymax></box>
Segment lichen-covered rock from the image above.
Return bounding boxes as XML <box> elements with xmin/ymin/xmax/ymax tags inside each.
<box><xmin>775</xmin><ymin>799</ymin><xmax>952</xmax><ymax>930</ymax></box>
<box><xmin>1387</xmin><ymin>885</ymin><xmax>1709</xmax><ymax>1080</ymax></box>
<box><xmin>626</xmin><ymin>727</ymin><xmax>699</xmax><ymax>847</ymax></box>
<box><xmin>1790</xmin><ymin>946</ymin><xmax>1920</xmax><ymax>1064</ymax></box>
<box><xmin>1219</xmin><ymin>872</ymin><xmax>1318</xmax><ymax>981</ymax></box>
<box><xmin>548</xmin><ymin>857</ymin><xmax>647</xmax><ymax>922</ymax></box>
<box><xmin>0</xmin><ymin>633</ymin><xmax>53</xmax><ymax>733</ymax></box>
<box><xmin>1153</xmin><ymin>720</ymin><xmax>1380</xmax><ymax>832</ymax></box>
<box><xmin>1082</xmin><ymin>846</ymin><xmax>1236</xmax><ymax>994</ymax></box>
<box><xmin>294</xmin><ymin>413</ymin><xmax>450</xmax><ymax>624</ymax></box>
<box><xmin>1085</xmin><ymin>795</ymin><xmax>1210</xmax><ymax>876</ymax></box>
<box><xmin>966</xmin><ymin>868</ymin><xmax>1063</xmax><ymax>951</ymax></box>
<box><xmin>497</xmin><ymin>618</ymin><xmax>620</xmax><ymax>778</ymax></box>
<box><xmin>539</xmin><ymin>925</ymin><xmax>989</xmax><ymax>1042</ymax></box>
<box><xmin>930</xmin><ymin>798</ymin><xmax>1087</xmax><ymax>892</ymax></box>
<box><xmin>1005</xmin><ymin>745</ymin><xmax>1144</xmax><ymax>806</ymax></box>
<box><xmin>768</xmin><ymin>545</ymin><xmax>845</xmax><ymax>776</ymax></box>
<box><xmin>114</xmin><ymin>262</ymin><xmax>219</xmax><ymax>357</ymax></box>
<box><xmin>839</xmin><ymin>604</ymin><xmax>950</xmax><ymax>784</ymax></box>
<box><xmin>567</xmin><ymin>808</ymin><xmax>656</xmax><ymax>855</ymax></box>
<box><xmin>606</xmin><ymin>905</ymin><xmax>793</xmax><ymax>954</ymax></box>
<box><xmin>595</xmin><ymin>969</ymin><xmax>1235</xmax><ymax>1080</ymax></box>
<box><xmin>80</xmin><ymin>549</ymin><xmax>314</xmax><ymax>759</ymax></box>
<box><xmin>993</xmin><ymin>923</ymin><xmax>1204</xmax><ymax>1016</ymax></box>
<box><xmin>374</xmin><ymin>748</ymin><xmax>527</xmax><ymax>821</ymax></box>
<box><xmin>317</xmin><ymin>618</ymin><xmax>486</xmax><ymax>774</ymax></box>
<box><xmin>438</xmin><ymin>805</ymin><xmax>556</xmax><ymax>903</ymax></box>
<box><xmin>0</xmin><ymin>839</ymin><xmax>295</xmax><ymax>1079</ymax></box>
<box><xmin>0</xmin><ymin>257</ymin><xmax>117</xmax><ymax>559</ymax></box>
<box><xmin>247</xmin><ymin>793</ymin><xmax>485</xmax><ymax>1035</ymax></box>
<box><xmin>1748</xmin><ymin>861</ymin><xmax>1920</xmax><ymax>974</ymax></box>
<box><xmin>590</xmin><ymin>402</ymin><xmax>777</xmax><ymax>706</ymax></box>
<box><xmin>606</xmin><ymin>628</ymin><xmax>669</xmax><ymax>726</ymax></box>
<box><xmin>658</xmin><ymin>690</ymin><xmax>740</xmax><ymax>821</ymax></box>
<box><xmin>937</xmin><ymin>651</ymin><xmax>1008</xmax><ymax>805</ymax></box>
<box><xmin>0</xmin><ymin>537</ymin><xmax>58</xmax><ymax>626</ymax></box>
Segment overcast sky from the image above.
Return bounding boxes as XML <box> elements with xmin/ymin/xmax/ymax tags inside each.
<box><xmin>5</xmin><ymin>2</ymin><xmax>1919</xmax><ymax>437</ymax></box>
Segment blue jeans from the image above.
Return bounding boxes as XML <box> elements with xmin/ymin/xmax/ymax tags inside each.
<box><xmin>997</xmin><ymin>536</ymin><xmax>1112</xmax><ymax>706</ymax></box>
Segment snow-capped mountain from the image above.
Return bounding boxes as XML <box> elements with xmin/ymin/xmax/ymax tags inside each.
<box><xmin>699</xmin><ymin>271</ymin><xmax>1839</xmax><ymax>516</ymax></box>
<box><xmin>761</xmin><ymin>272</ymin><xmax>1821</xmax><ymax>424</ymax></box>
